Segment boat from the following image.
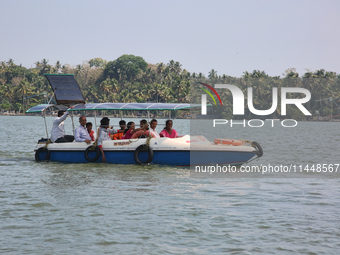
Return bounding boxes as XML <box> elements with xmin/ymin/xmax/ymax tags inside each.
<box><xmin>27</xmin><ymin>74</ymin><xmax>263</xmax><ymax>166</ymax></box>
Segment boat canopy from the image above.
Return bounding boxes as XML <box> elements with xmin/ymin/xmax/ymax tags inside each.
<box><xmin>26</xmin><ymin>102</ymin><xmax>202</xmax><ymax>113</ymax></box>
<box><xmin>27</xmin><ymin>74</ymin><xmax>208</xmax><ymax>113</ymax></box>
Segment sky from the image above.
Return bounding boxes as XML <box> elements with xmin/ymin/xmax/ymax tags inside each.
<box><xmin>1</xmin><ymin>0</ymin><xmax>340</xmax><ymax>77</ymax></box>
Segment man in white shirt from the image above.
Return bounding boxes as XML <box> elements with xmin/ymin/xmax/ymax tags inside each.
<box><xmin>74</xmin><ymin>116</ymin><xmax>92</xmax><ymax>144</ymax></box>
<box><xmin>149</xmin><ymin>119</ymin><xmax>160</xmax><ymax>138</ymax></box>
<box><xmin>50</xmin><ymin>106</ymin><xmax>74</xmax><ymax>143</ymax></box>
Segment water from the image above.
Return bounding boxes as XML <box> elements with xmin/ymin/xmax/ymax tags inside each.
<box><xmin>0</xmin><ymin>116</ymin><xmax>340</xmax><ymax>254</ymax></box>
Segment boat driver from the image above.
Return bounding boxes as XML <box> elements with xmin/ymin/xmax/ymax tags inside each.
<box><xmin>50</xmin><ymin>106</ymin><xmax>75</xmax><ymax>143</ymax></box>
<box><xmin>74</xmin><ymin>116</ymin><xmax>92</xmax><ymax>144</ymax></box>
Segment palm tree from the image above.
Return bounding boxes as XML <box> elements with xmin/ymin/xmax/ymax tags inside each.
<box><xmin>55</xmin><ymin>61</ymin><xmax>61</xmax><ymax>73</ymax></box>
<box><xmin>16</xmin><ymin>78</ymin><xmax>31</xmax><ymax>112</ymax></box>
<box><xmin>7</xmin><ymin>59</ymin><xmax>15</xmax><ymax>67</ymax></box>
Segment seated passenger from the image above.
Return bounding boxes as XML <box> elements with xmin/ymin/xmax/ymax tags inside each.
<box><xmin>74</xmin><ymin>116</ymin><xmax>92</xmax><ymax>144</ymax></box>
<box><xmin>159</xmin><ymin>120</ymin><xmax>178</xmax><ymax>138</ymax></box>
<box><xmin>122</xmin><ymin>122</ymin><xmax>135</xmax><ymax>139</ymax></box>
<box><xmin>111</xmin><ymin>120</ymin><xmax>126</xmax><ymax>140</ymax></box>
<box><xmin>130</xmin><ymin>119</ymin><xmax>148</xmax><ymax>138</ymax></box>
<box><xmin>86</xmin><ymin>122</ymin><xmax>96</xmax><ymax>141</ymax></box>
<box><xmin>149</xmin><ymin>119</ymin><xmax>160</xmax><ymax>138</ymax></box>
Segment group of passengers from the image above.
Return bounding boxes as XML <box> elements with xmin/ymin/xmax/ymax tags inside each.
<box><xmin>122</xmin><ymin>119</ymin><xmax>178</xmax><ymax>139</ymax></box>
<box><xmin>50</xmin><ymin>107</ymin><xmax>178</xmax><ymax>145</ymax></box>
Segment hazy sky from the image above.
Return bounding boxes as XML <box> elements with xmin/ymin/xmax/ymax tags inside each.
<box><xmin>1</xmin><ymin>0</ymin><xmax>339</xmax><ymax>77</ymax></box>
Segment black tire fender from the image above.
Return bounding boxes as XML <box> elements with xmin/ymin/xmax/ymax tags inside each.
<box><xmin>252</xmin><ymin>141</ymin><xmax>263</xmax><ymax>157</ymax></box>
<box><xmin>35</xmin><ymin>147</ymin><xmax>50</xmax><ymax>161</ymax></box>
<box><xmin>134</xmin><ymin>145</ymin><xmax>154</xmax><ymax>164</ymax></box>
<box><xmin>85</xmin><ymin>145</ymin><xmax>100</xmax><ymax>162</ymax></box>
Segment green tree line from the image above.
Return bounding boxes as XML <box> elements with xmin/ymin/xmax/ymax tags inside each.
<box><xmin>1</xmin><ymin>55</ymin><xmax>340</xmax><ymax>119</ymax></box>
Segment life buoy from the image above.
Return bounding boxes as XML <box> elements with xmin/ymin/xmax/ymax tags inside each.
<box><xmin>232</xmin><ymin>140</ymin><xmax>244</xmax><ymax>146</ymax></box>
<box><xmin>131</xmin><ymin>130</ymin><xmax>156</xmax><ymax>139</ymax></box>
<box><xmin>35</xmin><ymin>147</ymin><xmax>50</xmax><ymax>161</ymax></box>
<box><xmin>252</xmin><ymin>141</ymin><xmax>263</xmax><ymax>157</ymax></box>
<box><xmin>134</xmin><ymin>145</ymin><xmax>154</xmax><ymax>164</ymax></box>
<box><xmin>85</xmin><ymin>145</ymin><xmax>100</xmax><ymax>162</ymax></box>
<box><xmin>214</xmin><ymin>138</ymin><xmax>233</xmax><ymax>145</ymax></box>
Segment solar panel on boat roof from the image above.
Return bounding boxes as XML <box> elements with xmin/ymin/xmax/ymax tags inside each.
<box><xmin>45</xmin><ymin>74</ymin><xmax>85</xmax><ymax>104</ymax></box>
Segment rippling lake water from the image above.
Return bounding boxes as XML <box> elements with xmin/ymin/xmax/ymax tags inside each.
<box><xmin>1</xmin><ymin>116</ymin><xmax>340</xmax><ymax>254</ymax></box>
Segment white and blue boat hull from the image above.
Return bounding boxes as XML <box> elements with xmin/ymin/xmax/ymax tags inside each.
<box><xmin>35</xmin><ymin>135</ymin><xmax>261</xmax><ymax>166</ymax></box>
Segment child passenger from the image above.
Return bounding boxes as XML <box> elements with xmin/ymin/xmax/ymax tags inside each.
<box><xmin>86</xmin><ymin>122</ymin><xmax>96</xmax><ymax>141</ymax></box>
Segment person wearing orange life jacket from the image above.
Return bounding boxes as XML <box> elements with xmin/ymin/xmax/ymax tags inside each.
<box><xmin>111</xmin><ymin>120</ymin><xmax>126</xmax><ymax>140</ymax></box>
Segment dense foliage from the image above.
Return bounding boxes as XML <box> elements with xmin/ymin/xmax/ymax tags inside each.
<box><xmin>1</xmin><ymin>55</ymin><xmax>340</xmax><ymax>119</ymax></box>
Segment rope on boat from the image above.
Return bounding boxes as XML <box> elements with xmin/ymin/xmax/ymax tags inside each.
<box><xmin>43</xmin><ymin>140</ymin><xmax>51</xmax><ymax>149</ymax></box>
<box><xmin>144</xmin><ymin>135</ymin><xmax>152</xmax><ymax>148</ymax></box>
<box><xmin>87</xmin><ymin>127</ymin><xmax>100</xmax><ymax>151</ymax></box>
<box><xmin>244</xmin><ymin>155</ymin><xmax>260</xmax><ymax>164</ymax></box>
<box><xmin>239</xmin><ymin>139</ymin><xmax>253</xmax><ymax>146</ymax></box>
